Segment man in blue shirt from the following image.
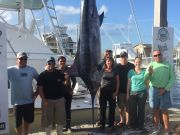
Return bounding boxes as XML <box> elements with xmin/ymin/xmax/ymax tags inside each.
<box><xmin>8</xmin><ymin>52</ymin><xmax>39</xmax><ymax>135</ymax></box>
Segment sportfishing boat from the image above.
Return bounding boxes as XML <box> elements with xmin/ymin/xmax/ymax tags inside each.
<box><xmin>112</xmin><ymin>43</ymin><xmax>137</xmax><ymax>62</ymax></box>
<box><xmin>0</xmin><ymin>0</ymin><xmax>76</xmax><ymax>71</ymax></box>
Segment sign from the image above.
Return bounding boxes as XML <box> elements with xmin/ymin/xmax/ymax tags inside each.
<box><xmin>0</xmin><ymin>22</ymin><xmax>9</xmax><ymax>134</ymax></box>
<box><xmin>153</xmin><ymin>27</ymin><xmax>174</xmax><ymax>104</ymax></box>
<box><xmin>153</xmin><ymin>27</ymin><xmax>174</xmax><ymax>64</ymax></box>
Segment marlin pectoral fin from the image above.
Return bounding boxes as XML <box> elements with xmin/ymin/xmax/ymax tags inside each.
<box><xmin>99</xmin><ymin>12</ymin><xmax>104</xmax><ymax>26</ymax></box>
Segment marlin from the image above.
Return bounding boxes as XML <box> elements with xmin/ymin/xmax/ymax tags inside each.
<box><xmin>69</xmin><ymin>0</ymin><xmax>104</xmax><ymax>126</ymax></box>
<box><xmin>72</xmin><ymin>0</ymin><xmax>104</xmax><ymax>93</ymax></box>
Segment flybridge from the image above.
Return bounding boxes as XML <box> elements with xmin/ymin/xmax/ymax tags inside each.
<box><xmin>0</xmin><ymin>0</ymin><xmax>44</xmax><ymax>9</ymax></box>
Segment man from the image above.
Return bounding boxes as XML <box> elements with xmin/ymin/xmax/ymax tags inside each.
<box><xmin>37</xmin><ymin>57</ymin><xmax>66</xmax><ymax>135</ymax></box>
<box><xmin>144</xmin><ymin>50</ymin><xmax>175</xmax><ymax>134</ymax></box>
<box><xmin>8</xmin><ymin>52</ymin><xmax>39</xmax><ymax>135</ymax></box>
<box><xmin>58</xmin><ymin>56</ymin><xmax>76</xmax><ymax>132</ymax></box>
<box><xmin>116</xmin><ymin>51</ymin><xmax>134</xmax><ymax>128</ymax></box>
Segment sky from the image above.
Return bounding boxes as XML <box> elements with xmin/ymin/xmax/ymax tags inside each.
<box><xmin>1</xmin><ymin>0</ymin><xmax>180</xmax><ymax>52</ymax></box>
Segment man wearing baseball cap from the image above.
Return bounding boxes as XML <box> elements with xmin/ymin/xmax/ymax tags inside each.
<box><xmin>37</xmin><ymin>56</ymin><xmax>67</xmax><ymax>135</ymax></box>
<box><xmin>8</xmin><ymin>51</ymin><xmax>39</xmax><ymax>135</ymax></box>
<box><xmin>116</xmin><ymin>51</ymin><xmax>134</xmax><ymax>128</ymax></box>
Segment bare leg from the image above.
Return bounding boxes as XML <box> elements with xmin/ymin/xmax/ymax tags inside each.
<box><xmin>119</xmin><ymin>107</ymin><xmax>125</xmax><ymax>123</ymax></box>
<box><xmin>162</xmin><ymin>110</ymin><xmax>170</xmax><ymax>131</ymax></box>
<box><xmin>15</xmin><ymin>125</ymin><xmax>22</xmax><ymax>135</ymax></box>
<box><xmin>153</xmin><ymin>108</ymin><xmax>160</xmax><ymax>128</ymax></box>
<box><xmin>125</xmin><ymin>109</ymin><xmax>129</xmax><ymax>125</ymax></box>
<box><xmin>23</xmin><ymin>121</ymin><xmax>30</xmax><ymax>135</ymax></box>
<box><xmin>159</xmin><ymin>110</ymin><xmax>164</xmax><ymax>127</ymax></box>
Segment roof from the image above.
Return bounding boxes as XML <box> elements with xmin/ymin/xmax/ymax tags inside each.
<box><xmin>133</xmin><ymin>43</ymin><xmax>152</xmax><ymax>48</ymax></box>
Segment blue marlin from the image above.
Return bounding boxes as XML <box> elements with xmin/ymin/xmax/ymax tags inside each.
<box><xmin>72</xmin><ymin>0</ymin><xmax>104</xmax><ymax>93</ymax></box>
<box><xmin>69</xmin><ymin>0</ymin><xmax>104</xmax><ymax>127</ymax></box>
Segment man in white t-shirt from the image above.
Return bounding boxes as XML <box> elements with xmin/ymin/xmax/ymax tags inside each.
<box><xmin>8</xmin><ymin>52</ymin><xmax>38</xmax><ymax>135</ymax></box>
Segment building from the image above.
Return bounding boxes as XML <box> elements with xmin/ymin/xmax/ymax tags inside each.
<box><xmin>43</xmin><ymin>26</ymin><xmax>76</xmax><ymax>56</ymax></box>
<box><xmin>133</xmin><ymin>43</ymin><xmax>152</xmax><ymax>57</ymax></box>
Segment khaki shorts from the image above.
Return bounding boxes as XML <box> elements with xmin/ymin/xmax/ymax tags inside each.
<box><xmin>117</xmin><ymin>93</ymin><xmax>128</xmax><ymax>109</ymax></box>
<box><xmin>41</xmin><ymin>98</ymin><xmax>66</xmax><ymax>128</ymax></box>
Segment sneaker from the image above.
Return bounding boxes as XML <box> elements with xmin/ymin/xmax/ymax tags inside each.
<box><xmin>117</xmin><ymin>122</ymin><xmax>124</xmax><ymax>128</ymax></box>
<box><xmin>67</xmin><ymin>128</ymin><xmax>72</xmax><ymax>133</ymax></box>
<box><xmin>151</xmin><ymin>127</ymin><xmax>161</xmax><ymax>135</ymax></box>
<box><xmin>96</xmin><ymin>121</ymin><xmax>101</xmax><ymax>126</ymax></box>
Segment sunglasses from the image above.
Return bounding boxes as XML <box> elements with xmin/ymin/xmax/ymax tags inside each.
<box><xmin>19</xmin><ymin>58</ymin><xmax>27</xmax><ymax>61</ymax></box>
<box><xmin>153</xmin><ymin>54</ymin><xmax>161</xmax><ymax>57</ymax></box>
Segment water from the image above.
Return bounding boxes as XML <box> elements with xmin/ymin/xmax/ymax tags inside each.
<box><xmin>172</xmin><ymin>65</ymin><xmax>180</xmax><ymax>108</ymax></box>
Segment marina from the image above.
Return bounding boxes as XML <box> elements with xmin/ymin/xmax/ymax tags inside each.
<box><xmin>0</xmin><ymin>0</ymin><xmax>180</xmax><ymax>135</ymax></box>
<box><xmin>7</xmin><ymin>68</ymin><xmax>180</xmax><ymax>134</ymax></box>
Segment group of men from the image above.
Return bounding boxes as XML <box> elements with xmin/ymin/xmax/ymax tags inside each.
<box><xmin>8</xmin><ymin>52</ymin><xmax>75</xmax><ymax>135</ymax></box>
<box><xmin>7</xmin><ymin>49</ymin><xmax>175</xmax><ymax>135</ymax></box>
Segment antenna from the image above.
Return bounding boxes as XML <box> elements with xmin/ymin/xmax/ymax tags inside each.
<box><xmin>128</xmin><ymin>0</ymin><xmax>143</xmax><ymax>44</ymax></box>
<box><xmin>101</xmin><ymin>26</ymin><xmax>116</xmax><ymax>44</ymax></box>
<box><xmin>128</xmin><ymin>0</ymin><xmax>148</xmax><ymax>64</ymax></box>
<box><xmin>119</xmin><ymin>28</ymin><xmax>131</xmax><ymax>43</ymax></box>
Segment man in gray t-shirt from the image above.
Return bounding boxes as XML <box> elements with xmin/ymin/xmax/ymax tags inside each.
<box><xmin>8</xmin><ymin>52</ymin><xmax>38</xmax><ymax>135</ymax></box>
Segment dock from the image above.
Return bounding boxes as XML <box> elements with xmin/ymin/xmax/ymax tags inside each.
<box><xmin>8</xmin><ymin>107</ymin><xmax>180</xmax><ymax>135</ymax></box>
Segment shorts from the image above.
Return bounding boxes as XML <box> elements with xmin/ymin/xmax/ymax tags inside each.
<box><xmin>41</xmin><ymin>98</ymin><xmax>66</xmax><ymax>128</ymax></box>
<box><xmin>117</xmin><ymin>93</ymin><xmax>128</xmax><ymax>109</ymax></box>
<box><xmin>149</xmin><ymin>87</ymin><xmax>172</xmax><ymax>110</ymax></box>
<box><xmin>14</xmin><ymin>103</ymin><xmax>34</xmax><ymax>128</ymax></box>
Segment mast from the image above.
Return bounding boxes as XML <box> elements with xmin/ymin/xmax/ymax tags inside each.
<box><xmin>19</xmin><ymin>0</ymin><xmax>26</xmax><ymax>29</ymax></box>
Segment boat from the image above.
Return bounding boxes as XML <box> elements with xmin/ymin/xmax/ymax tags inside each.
<box><xmin>112</xmin><ymin>43</ymin><xmax>137</xmax><ymax>63</ymax></box>
<box><xmin>0</xmin><ymin>0</ymin><xmax>77</xmax><ymax>72</ymax></box>
<box><xmin>112</xmin><ymin>43</ymin><xmax>152</xmax><ymax>68</ymax></box>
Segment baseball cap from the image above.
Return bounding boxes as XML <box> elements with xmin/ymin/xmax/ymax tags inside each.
<box><xmin>119</xmin><ymin>51</ymin><xmax>128</xmax><ymax>58</ymax></box>
<box><xmin>46</xmin><ymin>57</ymin><xmax>55</xmax><ymax>63</ymax></box>
<box><xmin>16</xmin><ymin>52</ymin><xmax>28</xmax><ymax>58</ymax></box>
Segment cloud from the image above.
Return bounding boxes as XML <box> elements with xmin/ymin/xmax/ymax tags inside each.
<box><xmin>55</xmin><ymin>5</ymin><xmax>80</xmax><ymax>15</ymax></box>
<box><xmin>98</xmin><ymin>5</ymin><xmax>108</xmax><ymax>14</ymax></box>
